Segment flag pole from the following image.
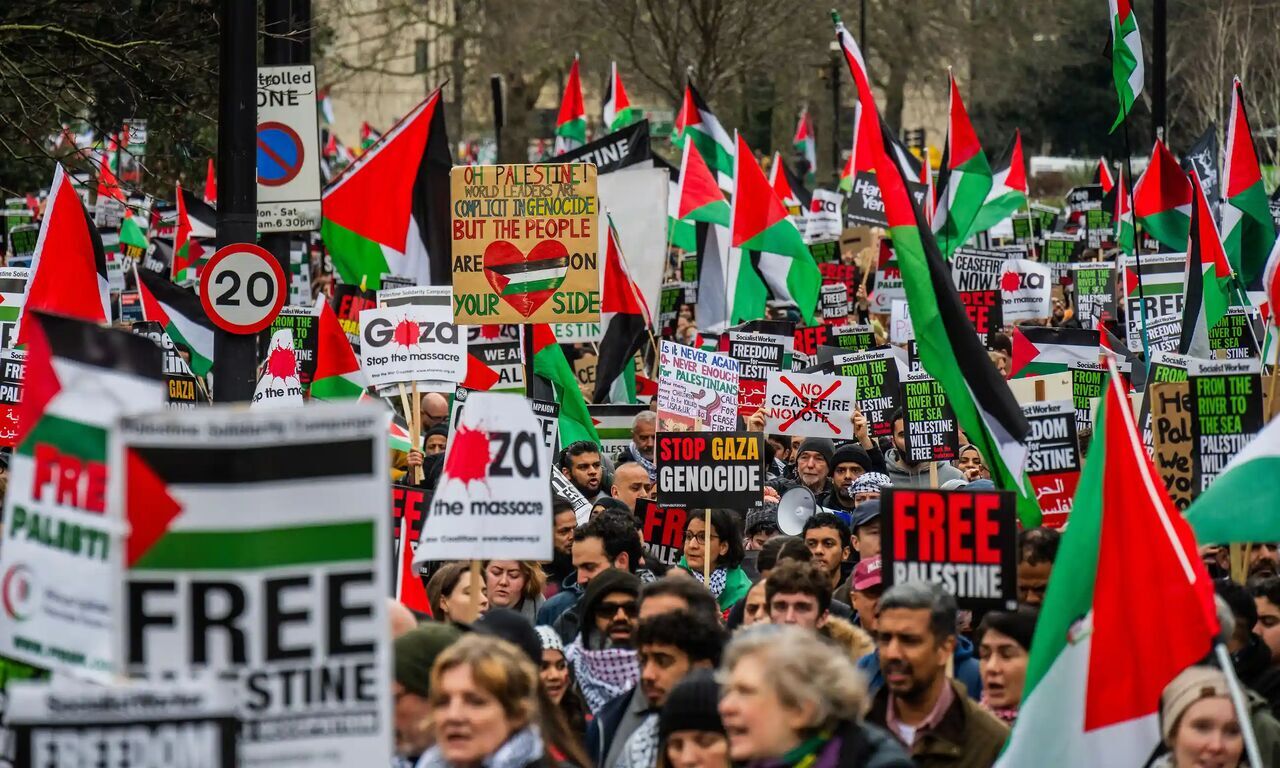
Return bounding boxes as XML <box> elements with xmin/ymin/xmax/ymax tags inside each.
<box><xmin>1215</xmin><ymin>642</ymin><xmax>1264</xmax><ymax>768</ymax></box>
<box><xmin>1120</xmin><ymin>111</ymin><xmax>1153</xmax><ymax>365</ymax></box>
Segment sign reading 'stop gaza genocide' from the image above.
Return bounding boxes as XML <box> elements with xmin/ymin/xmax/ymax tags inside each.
<box><xmin>451</xmin><ymin>164</ymin><xmax>600</xmax><ymax>324</ymax></box>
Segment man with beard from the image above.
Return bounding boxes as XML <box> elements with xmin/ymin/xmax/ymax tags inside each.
<box><xmin>539</xmin><ymin>511</ymin><xmax>644</xmax><ymax>640</ymax></box>
<box><xmin>615</xmin><ymin>411</ymin><xmax>657</xmax><ymax>483</ymax></box>
<box><xmin>884</xmin><ymin>409</ymin><xmax>966</xmax><ymax>488</ymax></box>
<box><xmin>819</xmin><ymin>443</ymin><xmax>875</xmax><ymax>517</ymax></box>
<box><xmin>561</xmin><ymin>440</ymin><xmax>608</xmax><ymax>501</ymax></box>
<box><xmin>564</xmin><ymin>569</ymin><xmax>642</xmax><ymax>719</ymax></box>
<box><xmin>866</xmin><ymin>583</ymin><xmax>1007</xmax><ymax>766</ymax></box>
<box><xmin>765</xmin><ymin>437</ymin><xmax>835</xmax><ymax>502</ymax></box>
<box><xmin>543</xmin><ymin>499</ymin><xmax>580</xmax><ymax>595</ymax></box>
<box><xmin>1251</xmin><ymin>543</ymin><xmax>1280</xmax><ymax>580</ymax></box>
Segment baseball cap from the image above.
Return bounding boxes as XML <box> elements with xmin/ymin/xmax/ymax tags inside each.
<box><xmin>852</xmin><ymin>555</ymin><xmax>882</xmax><ymax>591</ymax></box>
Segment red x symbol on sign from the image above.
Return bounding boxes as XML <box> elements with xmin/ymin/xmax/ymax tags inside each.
<box><xmin>779</xmin><ymin>376</ymin><xmax>844</xmax><ymax>434</ymax></box>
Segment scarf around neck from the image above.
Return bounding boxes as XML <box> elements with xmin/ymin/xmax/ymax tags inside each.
<box><xmin>687</xmin><ymin>565</ymin><xmax>728</xmax><ymax>598</ymax></box>
<box><xmin>628</xmin><ymin>442</ymin><xmax>656</xmax><ymax>481</ymax></box>
<box><xmin>417</xmin><ymin>724</ymin><xmax>544</xmax><ymax>768</ymax></box>
<box><xmin>564</xmin><ymin>637</ymin><xmax>639</xmax><ymax>714</ymax></box>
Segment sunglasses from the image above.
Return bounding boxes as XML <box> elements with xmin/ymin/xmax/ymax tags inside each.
<box><xmin>593</xmin><ymin>600</ymin><xmax>639</xmax><ymax>620</ymax></box>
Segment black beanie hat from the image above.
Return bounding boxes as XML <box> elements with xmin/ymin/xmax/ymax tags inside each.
<box><xmin>394</xmin><ymin>621</ymin><xmax>462</xmax><ymax>697</ymax></box>
<box><xmin>796</xmin><ymin>437</ymin><xmax>834</xmax><ymax>468</ymax></box>
<box><xmin>659</xmin><ymin>669</ymin><xmax>724</xmax><ymax>742</ymax></box>
<box><xmin>473</xmin><ymin>608</ymin><xmax>543</xmax><ymax>666</ymax></box>
<box><xmin>831</xmin><ymin>443</ymin><xmax>873</xmax><ymax>473</ymax></box>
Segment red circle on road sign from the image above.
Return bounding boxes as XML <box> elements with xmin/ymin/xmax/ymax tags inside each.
<box><xmin>256</xmin><ymin>121</ymin><xmax>305</xmax><ymax>187</ymax></box>
<box><xmin>200</xmin><ymin>243</ymin><xmax>287</xmax><ymax>334</ymax></box>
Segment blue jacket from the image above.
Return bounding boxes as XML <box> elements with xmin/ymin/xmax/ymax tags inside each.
<box><xmin>856</xmin><ymin>634</ymin><xmax>983</xmax><ymax>701</ymax></box>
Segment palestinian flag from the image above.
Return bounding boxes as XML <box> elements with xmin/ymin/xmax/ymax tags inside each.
<box><xmin>1134</xmin><ymin>139</ymin><xmax>1192</xmax><ymax>252</ymax></box>
<box><xmin>389</xmin><ymin>412</ymin><xmax>420</xmax><ymax>453</ymax></box>
<box><xmin>96</xmin><ymin>152</ymin><xmax>125</xmax><ymax>206</ymax></box>
<box><xmin>1094</xmin><ymin>157</ymin><xmax>1115</xmax><ymax>193</ymax></box>
<box><xmin>969</xmin><ymin>130</ymin><xmax>1027</xmax><ymax>236</ymax></box>
<box><xmin>730</xmin><ymin>134</ymin><xmax>821</xmax><ymax>326</ymax></box>
<box><xmin>136</xmin><ymin>268</ymin><xmax>216</xmax><ymax>378</ymax></box>
<box><xmin>1009</xmin><ymin>326</ymin><xmax>1100</xmax><ymax>378</ymax></box>
<box><xmin>18</xmin><ymin>164</ymin><xmax>111</xmax><ymax>346</ymax></box>
<box><xmin>310</xmin><ymin>298</ymin><xmax>369</xmax><ymax>401</ymax></box>
<box><xmin>672</xmin><ymin>80</ymin><xmax>734</xmax><ymax>191</ymax></box>
<box><xmin>834</xmin><ymin>15</ymin><xmax>883</xmax><ymax>176</ymax></box>
<box><xmin>593</xmin><ymin>215</ymin><xmax>651</xmax><ymax>404</ymax></box>
<box><xmin>1179</xmin><ymin>172</ymin><xmax>1233</xmax><ymax>359</ymax></box>
<box><xmin>997</xmin><ymin>361</ymin><xmax>1216</xmax><ymax>767</ymax></box>
<box><xmin>667</xmin><ymin>177</ymin><xmax>697</xmax><ymax>253</ymax></box>
<box><xmin>360</xmin><ymin>121</ymin><xmax>383</xmax><ymax>151</ymax></box>
<box><xmin>120</xmin><ymin>213</ymin><xmax>148</xmax><ymax>253</ymax></box>
<box><xmin>1114</xmin><ymin>166</ymin><xmax>1135</xmax><ymax>255</ymax></box>
<box><xmin>869</xmin><ymin>112</ymin><xmax>1037</xmax><ymax>526</ymax></box>
<box><xmin>603</xmin><ymin>61</ymin><xmax>638</xmax><ymax>131</ymax></box>
<box><xmin>485</xmin><ymin>247</ymin><xmax>571</xmax><ymax>318</ymax></box>
<box><xmin>589</xmin><ymin>403</ymin><xmax>648</xmax><ymax>455</ymax></box>
<box><xmin>793</xmin><ymin>106</ymin><xmax>817</xmax><ymax>180</ymax></box>
<box><xmin>203</xmin><ymin>158</ymin><xmax>217</xmax><ymax>205</ymax></box>
<box><xmin>1107</xmin><ymin>0</ymin><xmax>1145</xmax><ymax>131</ymax></box>
<box><xmin>532</xmin><ymin>324</ymin><xmax>600</xmax><ymax>446</ymax></box>
<box><xmin>179</xmin><ymin>186</ymin><xmax>217</xmax><ymax>242</ymax></box>
<box><xmin>769</xmin><ymin>153</ymin><xmax>803</xmax><ymax>215</ymax></box>
<box><xmin>676</xmin><ymin>140</ymin><xmax>730</xmax><ymax>226</ymax></box>
<box><xmin>553</xmin><ymin>54</ymin><xmax>586</xmax><ymax>155</ymax></box>
<box><xmin>321</xmin><ymin>89</ymin><xmax>453</xmax><ymax>289</ymax></box>
<box><xmin>1188</xmin><ymin>411</ymin><xmax>1280</xmax><ymax>543</ymax></box>
<box><xmin>932</xmin><ymin>74</ymin><xmax>993</xmax><ymax>257</ymax></box>
<box><xmin>1222</xmin><ymin>78</ymin><xmax>1277</xmax><ymax>288</ymax></box>
<box><xmin>172</xmin><ymin>182</ymin><xmax>206</xmax><ymax>284</ymax></box>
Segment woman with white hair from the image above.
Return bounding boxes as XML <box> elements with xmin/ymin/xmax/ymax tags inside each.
<box><xmin>717</xmin><ymin>625</ymin><xmax>912</xmax><ymax>767</ymax></box>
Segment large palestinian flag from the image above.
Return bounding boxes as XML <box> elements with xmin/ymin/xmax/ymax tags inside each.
<box><xmin>1133</xmin><ymin>139</ymin><xmax>1192</xmax><ymax>253</ymax></box>
<box><xmin>672</xmin><ymin>81</ymin><xmax>734</xmax><ymax>191</ymax></box>
<box><xmin>532</xmin><ymin>324</ymin><xmax>600</xmax><ymax>446</ymax></box>
<box><xmin>321</xmin><ymin>89</ymin><xmax>452</xmax><ymax>288</ymax></box>
<box><xmin>1107</xmin><ymin>0</ymin><xmax>1145</xmax><ymax>131</ymax></box>
<box><xmin>1187</xmin><ymin>411</ymin><xmax>1280</xmax><ymax>543</ymax></box>
<box><xmin>1221</xmin><ymin>78</ymin><xmax>1277</xmax><ymax>288</ymax></box>
<box><xmin>969</xmin><ymin>130</ymin><xmax>1026</xmax><ymax>236</ymax></box>
<box><xmin>676</xmin><ymin>140</ymin><xmax>730</xmax><ymax>226</ymax></box>
<box><xmin>1179</xmin><ymin>172</ymin><xmax>1232</xmax><ymax>359</ymax></box>
<box><xmin>1009</xmin><ymin>326</ymin><xmax>1099</xmax><ymax>379</ymax></box>
<box><xmin>136</xmin><ymin>268</ymin><xmax>217</xmax><ymax>378</ymax></box>
<box><xmin>18</xmin><ymin>165</ymin><xmax>111</xmax><ymax>346</ymax></box>
<box><xmin>932</xmin><ymin>74</ymin><xmax>992</xmax><ymax>258</ymax></box>
<box><xmin>310</xmin><ymin>299</ymin><xmax>369</xmax><ymax>401</ymax></box>
<box><xmin>834</xmin><ymin>15</ymin><xmax>883</xmax><ymax>176</ymax></box>
<box><xmin>554</xmin><ymin>54</ymin><xmax>587</xmax><ymax>155</ymax></box>
<box><xmin>998</xmin><ymin>361</ymin><xmax>1216</xmax><ymax>766</ymax></box>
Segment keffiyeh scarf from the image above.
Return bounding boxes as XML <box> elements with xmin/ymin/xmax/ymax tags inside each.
<box><xmin>687</xmin><ymin>566</ymin><xmax>728</xmax><ymax>599</ymax></box>
<box><xmin>627</xmin><ymin>442</ymin><xmax>657</xmax><ymax>482</ymax></box>
<box><xmin>615</xmin><ymin>713</ymin><xmax>660</xmax><ymax>768</ymax></box>
<box><xmin>564</xmin><ymin>637</ymin><xmax>639</xmax><ymax>714</ymax></box>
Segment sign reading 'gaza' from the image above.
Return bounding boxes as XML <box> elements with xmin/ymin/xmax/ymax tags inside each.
<box><xmin>656</xmin><ymin>432</ymin><xmax>764</xmax><ymax>509</ymax></box>
<box><xmin>359</xmin><ymin>294</ymin><xmax>467</xmax><ymax>389</ymax></box>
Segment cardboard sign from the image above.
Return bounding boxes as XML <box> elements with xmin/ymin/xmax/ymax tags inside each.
<box><xmin>881</xmin><ymin>488</ymin><xmax>1019</xmax><ymax>611</ymax></box>
<box><xmin>0</xmin><ymin>348</ymin><xmax>24</xmax><ymax>446</ymax></box>
<box><xmin>450</xmin><ymin>163</ymin><xmax>600</xmax><ymax>324</ymax></box>
<box><xmin>656</xmin><ymin>431</ymin><xmax>764</xmax><ymax>509</ymax></box>
<box><xmin>636</xmin><ymin>498</ymin><xmax>689</xmax><ymax>567</ymax></box>
<box><xmin>1069</xmin><ymin>361</ymin><xmax>1106</xmax><ymax>432</ymax></box>
<box><xmin>830</xmin><ymin>324</ymin><xmax>876</xmax><ymax>351</ymax></box>
<box><xmin>764</xmin><ymin>371</ymin><xmax>857</xmax><ymax>439</ymax></box>
<box><xmin>1021</xmin><ymin>400</ymin><xmax>1081</xmax><ymax>528</ymax></box>
<box><xmin>330</xmin><ymin>283</ymin><xmax>376</xmax><ymax>349</ymax></box>
<box><xmin>833</xmin><ymin>348</ymin><xmax>901</xmax><ymax>437</ymax></box>
<box><xmin>358</xmin><ymin>303</ymin><xmax>467</xmax><ymax>388</ymax></box>
<box><xmin>657</xmin><ymin>340</ymin><xmax>739</xmax><ymax>431</ymax></box>
<box><xmin>820</xmin><ymin>282</ymin><xmax>849</xmax><ymax>323</ymax></box>
<box><xmin>120</xmin><ymin>404</ymin><xmax>391</xmax><ymax>767</ymax></box>
<box><xmin>420</xmin><ymin>393</ymin><xmax>552</xmax><ymax>560</ymax></box>
<box><xmin>901</xmin><ymin>371</ymin><xmax>959</xmax><ymax>463</ymax></box>
<box><xmin>7</xmin><ymin>679</ymin><xmax>238</xmax><ymax>768</ymax></box>
<box><xmin>267</xmin><ymin>305</ymin><xmax>319</xmax><ymax>385</ymax></box>
<box><xmin>1150</xmin><ymin>381</ymin><xmax>1195</xmax><ymax>509</ymax></box>
<box><xmin>1000</xmin><ymin>259</ymin><xmax>1052</xmax><ymax>322</ymax></box>
<box><xmin>725</xmin><ymin>328</ymin><xmax>792</xmax><ymax>417</ymax></box>
<box><xmin>890</xmin><ymin>300</ymin><xmax>914</xmax><ymax>343</ymax></box>
<box><xmin>1189</xmin><ymin>359</ymin><xmax>1263</xmax><ymax>493</ymax></box>
<box><xmin>1069</xmin><ymin>262</ymin><xmax>1116</xmax><ymax>328</ymax></box>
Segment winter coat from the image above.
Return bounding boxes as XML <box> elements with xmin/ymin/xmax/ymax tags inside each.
<box><xmin>883</xmin><ymin>448</ymin><xmax>966</xmax><ymax>488</ymax></box>
<box><xmin>675</xmin><ymin>557</ymin><xmax>752</xmax><ymax>611</ymax></box>
<box><xmin>866</xmin><ymin>680</ymin><xmax>1009</xmax><ymax>768</ymax></box>
<box><xmin>822</xmin><ymin>616</ymin><xmax>876</xmax><ymax>662</ymax></box>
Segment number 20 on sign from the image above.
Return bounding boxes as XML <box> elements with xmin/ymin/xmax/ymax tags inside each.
<box><xmin>199</xmin><ymin>243</ymin><xmax>287</xmax><ymax>334</ymax></box>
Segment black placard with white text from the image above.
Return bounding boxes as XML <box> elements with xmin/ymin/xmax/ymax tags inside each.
<box><xmin>656</xmin><ymin>432</ymin><xmax>764</xmax><ymax>509</ymax></box>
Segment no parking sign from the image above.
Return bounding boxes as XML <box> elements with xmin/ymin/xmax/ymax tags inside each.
<box><xmin>256</xmin><ymin>65</ymin><xmax>321</xmax><ymax>232</ymax></box>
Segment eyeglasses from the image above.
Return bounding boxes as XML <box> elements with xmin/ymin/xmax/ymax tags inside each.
<box><xmin>594</xmin><ymin>600</ymin><xmax>639</xmax><ymax>620</ymax></box>
<box><xmin>683</xmin><ymin>530</ymin><xmax>720</xmax><ymax>544</ymax></box>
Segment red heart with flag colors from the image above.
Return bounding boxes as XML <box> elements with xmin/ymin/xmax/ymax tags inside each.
<box><xmin>482</xmin><ymin>240</ymin><xmax>570</xmax><ymax>317</ymax></box>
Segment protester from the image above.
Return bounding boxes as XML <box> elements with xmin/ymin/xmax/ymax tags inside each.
<box><xmin>678</xmin><ymin>509</ymin><xmax>751</xmax><ymax>611</ymax></box>
<box><xmin>536</xmin><ymin>625</ymin><xmax>589</xmax><ymax>749</ymax></box>
<box><xmin>953</xmin><ymin>444</ymin><xmax>988</xmax><ymax>482</ymax></box>
<box><xmin>612</xmin><ymin>461</ymin><xmax>655</xmax><ymax>512</ymax></box>
<box><xmin>975</xmin><ymin>606</ymin><xmax>1038</xmax><ymax>725</ymax></box>
<box><xmin>821</xmin><ymin>442</ymin><xmax>876</xmax><ymax>515</ymax></box>
<box><xmin>484</xmin><ymin>560</ymin><xmax>546</xmax><ymax>624</ymax></box>
<box><xmin>765</xmin><ymin>436</ymin><xmax>834</xmax><ymax>499</ymax></box>
<box><xmin>637</xmin><ymin>576</ymin><xmax>722</xmax><ymax>624</ymax></box>
<box><xmin>851</xmin><ymin>472</ymin><xmax>893</xmax><ymax>506</ymax></box>
<box><xmin>545</xmin><ymin>499</ymin><xmax>580</xmax><ymax>595</ymax></box>
<box><xmin>1155</xmin><ymin>666</ymin><xmax>1246</xmax><ymax>768</ymax></box>
<box><xmin>564</xmin><ymin>568</ymin><xmax>642</xmax><ymax>716</ymax></box>
<box><xmin>592</xmin><ymin>496</ymin><xmax>633</xmax><ymax>519</ymax></box>
<box><xmin>1250</xmin><ymin>544</ymin><xmax>1280</xmax><ymax>580</ymax></box>
<box><xmin>657</xmin><ymin>670</ymin><xmax>730</xmax><ymax>768</ymax></box>
<box><xmin>801</xmin><ymin>511</ymin><xmax>853</xmax><ymax>599</ymax></box>
<box><xmin>612</xmin><ymin>610</ymin><xmax>727</xmax><ymax>768</ymax></box>
<box><xmin>538</xmin><ymin>511</ymin><xmax>644</xmax><ymax>639</ymax></box>
<box><xmin>743</xmin><ymin>503</ymin><xmax>780</xmax><ymax>551</ymax></box>
<box><xmin>718</xmin><ymin>625</ymin><xmax>912</xmax><ymax>766</ymax></box>
<box><xmin>755</xmin><ymin>535</ymin><xmax>813</xmax><ymax>578</ymax></box>
<box><xmin>765</xmin><ymin>434</ymin><xmax>793</xmax><ymax>479</ymax></box>
<box><xmin>884</xmin><ymin>409</ymin><xmax>966</xmax><ymax>487</ymax></box>
<box><xmin>426</xmin><ymin>561</ymin><xmax>489</xmax><ymax>625</ymax></box>
<box><xmin>739</xmin><ymin>579</ymin><xmax>769</xmax><ymax>628</ymax></box>
<box><xmin>388</xmin><ymin>598</ymin><xmax>419</xmax><ymax>638</ymax></box>
<box><xmin>617</xmin><ymin>410</ymin><xmax>657</xmax><ymax>482</ymax></box>
<box><xmin>560</xmin><ymin>440</ymin><xmax>608</xmax><ymax>502</ymax></box>
<box><xmin>424</xmin><ymin>634</ymin><xmax>583</xmax><ymax>768</ymax></box>
<box><xmin>419</xmin><ymin>392</ymin><xmax>449</xmax><ymax>429</ymax></box>
<box><xmin>1017</xmin><ymin>527</ymin><xmax>1060</xmax><ymax>606</ymax></box>
<box><xmin>848</xmin><ymin>555</ymin><xmax>884</xmax><ymax>632</ymax></box>
<box><xmin>864</xmin><ymin>582</ymin><xmax>1006</xmax><ymax>764</ymax></box>
<box><xmin>766</xmin><ymin>559</ymin><xmax>873</xmax><ymax>661</ymax></box>
<box><xmin>850</xmin><ymin>500</ymin><xmax>882</xmax><ymax>558</ymax></box>
<box><xmin>393</xmin><ymin>621</ymin><xmax>462</xmax><ymax>764</ymax></box>
<box><xmin>1253</xmin><ymin>577</ymin><xmax>1280</xmax><ymax>664</ymax></box>
<box><xmin>423</xmin><ymin>424</ymin><xmax>448</xmax><ymax>456</ymax></box>
<box><xmin>1216</xmin><ymin>580</ymin><xmax>1280</xmax><ymax>714</ymax></box>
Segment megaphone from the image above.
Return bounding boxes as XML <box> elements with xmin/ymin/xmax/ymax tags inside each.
<box><xmin>777</xmin><ymin>486</ymin><xmax>817</xmax><ymax>536</ymax></box>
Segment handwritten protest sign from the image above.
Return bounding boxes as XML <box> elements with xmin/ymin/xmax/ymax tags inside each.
<box><xmin>881</xmin><ymin>488</ymin><xmax>1019</xmax><ymax>611</ymax></box>
<box><xmin>657</xmin><ymin>340</ymin><xmax>739</xmax><ymax>431</ymax></box>
<box><xmin>1151</xmin><ymin>381</ymin><xmax>1195</xmax><ymax>509</ymax></box>
<box><xmin>637</xmin><ymin>498</ymin><xmax>689</xmax><ymax>568</ymax></box>
<box><xmin>1140</xmin><ymin>351</ymin><xmax>1189</xmax><ymax>449</ymax></box>
<box><xmin>657</xmin><ymin>431</ymin><xmax>764</xmax><ymax>509</ymax></box>
<box><xmin>450</xmin><ymin>163</ymin><xmax>600</xmax><ymax>324</ymax></box>
<box><xmin>901</xmin><ymin>371</ymin><xmax>959</xmax><ymax>463</ymax></box>
<box><xmin>1189</xmin><ymin>359</ymin><xmax>1263</xmax><ymax>493</ymax></box>
<box><xmin>1021</xmin><ymin>400</ymin><xmax>1081</xmax><ymax>528</ymax></box>
<box><xmin>1070</xmin><ymin>360</ymin><xmax>1106</xmax><ymax>432</ymax></box>
<box><xmin>890</xmin><ymin>300</ymin><xmax>914</xmax><ymax>344</ymax></box>
<box><xmin>833</xmin><ymin>348</ymin><xmax>901</xmax><ymax>436</ymax></box>
<box><xmin>764</xmin><ymin>371</ymin><xmax>856</xmax><ymax>439</ymax></box>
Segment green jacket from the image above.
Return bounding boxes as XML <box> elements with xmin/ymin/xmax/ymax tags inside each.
<box><xmin>676</xmin><ymin>558</ymin><xmax>752</xmax><ymax>611</ymax></box>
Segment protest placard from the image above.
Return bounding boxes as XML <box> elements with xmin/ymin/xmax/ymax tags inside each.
<box><xmin>793</xmin><ymin>324</ymin><xmax>832</xmax><ymax>359</ymax></box>
<box><xmin>330</xmin><ymin>282</ymin><xmax>376</xmax><ymax>350</ymax></box>
<box><xmin>636</xmin><ymin>498</ymin><xmax>689</xmax><ymax>568</ymax></box>
<box><xmin>845</xmin><ymin>171</ymin><xmax>928</xmax><ymax>227</ymax></box>
<box><xmin>359</xmin><ymin>304</ymin><xmax>467</xmax><ymax>389</ymax></box>
<box><xmin>1123</xmin><ymin>253</ymin><xmax>1187</xmax><ymax>350</ymax></box>
<box><xmin>1042</xmin><ymin>233</ymin><xmax>1082</xmax><ymax>263</ymax></box>
<box><xmin>551</xmin><ymin>321</ymin><xmax>603</xmax><ymax>343</ymax></box>
<box><xmin>660</xmin><ymin>282</ymin><xmax>683</xmax><ymax>326</ymax></box>
<box><xmin>952</xmin><ymin>251</ymin><xmax>1006</xmax><ymax>341</ymax></box>
<box><xmin>450</xmin><ymin>163</ymin><xmax>600</xmax><ymax>324</ymax></box>
<box><xmin>657</xmin><ymin>340</ymin><xmax>739</xmax><ymax>431</ymax></box>
<box><xmin>469</xmin><ymin>335</ymin><xmax>523</xmax><ymax>392</ymax></box>
<box><xmin>452</xmin><ymin>386</ymin><xmax>559</xmax><ymax>458</ymax></box>
<box><xmin>833</xmin><ymin>348</ymin><xmax>901</xmax><ymax>437</ymax></box>
<box><xmin>1208</xmin><ymin>307</ymin><xmax>1262</xmax><ymax>360</ymax></box>
<box><xmin>871</xmin><ymin>239</ymin><xmax>905</xmax><ymax>314</ymax></box>
<box><xmin>1189</xmin><ymin>358</ymin><xmax>1263</xmax><ymax>493</ymax></box>
<box><xmin>656</xmin><ymin>431</ymin><xmax>764</xmax><ymax>509</ymax></box>
<box><xmin>8</xmin><ymin>223</ymin><xmax>38</xmax><ymax>267</ymax></box>
<box><xmin>0</xmin><ymin>266</ymin><xmax>28</xmax><ymax>348</ymax></box>
<box><xmin>6</xmin><ymin>680</ymin><xmax>238</xmax><ymax>768</ymax></box>
<box><xmin>1070</xmin><ymin>262</ymin><xmax>1115</xmax><ymax>328</ymax></box>
<box><xmin>251</xmin><ymin>328</ymin><xmax>304</xmax><ymax>409</ymax></box>
<box><xmin>1150</xmin><ymin>381</ymin><xmax>1195</xmax><ymax>509</ymax></box>
<box><xmin>134</xmin><ymin>322</ymin><xmax>210</xmax><ymax>409</ymax></box>
<box><xmin>809</xmin><ymin>239</ymin><xmax>839</xmax><ymax>265</ymax></box>
<box><xmin>1000</xmin><ymin>259</ymin><xmax>1052</xmax><ymax>322</ymax></box>
<box><xmin>764</xmin><ymin>371</ymin><xmax>856</xmax><ymax>439</ymax></box>
<box><xmin>1070</xmin><ymin>360</ymin><xmax>1106</xmax><ymax>432</ymax></box>
<box><xmin>572</xmin><ymin>351</ymin><xmax>597</xmax><ymax>399</ymax></box>
<box><xmin>267</xmin><ymin>305</ymin><xmax>318</xmax><ymax>385</ymax></box>
<box><xmin>829</xmin><ymin>324</ymin><xmax>876</xmax><ymax>351</ymax></box>
<box><xmin>392</xmin><ymin>483</ymin><xmax>429</xmax><ymax>551</ymax></box>
<box><xmin>1021</xmin><ymin>400</ymin><xmax>1081</xmax><ymax>528</ymax></box>
<box><xmin>880</xmin><ymin>488</ymin><xmax>1018</xmax><ymax>611</ymax></box>
<box><xmin>1145</xmin><ymin>312</ymin><xmax>1185</xmax><ymax>354</ymax></box>
<box><xmin>120</xmin><ymin>403</ymin><xmax>391</xmax><ymax>767</ymax></box>
<box><xmin>804</xmin><ymin>189</ymin><xmax>844</xmax><ymax>243</ymax></box>
<box><xmin>890</xmin><ymin>300</ymin><xmax>914</xmax><ymax>343</ymax></box>
<box><xmin>1010</xmin><ymin>213</ymin><xmax>1039</xmax><ymax>244</ymax></box>
<box><xmin>820</xmin><ymin>283</ymin><xmax>848</xmax><ymax>323</ymax></box>
<box><xmin>819</xmin><ymin>262</ymin><xmax>856</xmax><ymax>297</ymax></box>
<box><xmin>376</xmin><ymin>284</ymin><xmax>452</xmax><ymax>308</ymax></box>
<box><xmin>0</xmin><ymin>348</ymin><xmax>23</xmax><ymax>446</ymax></box>
<box><xmin>419</xmin><ymin>392</ymin><xmax>552</xmax><ymax>561</ymax></box>
<box><xmin>901</xmin><ymin>371</ymin><xmax>959</xmax><ymax>463</ymax></box>
<box><xmin>1140</xmin><ymin>351</ymin><xmax>1189</xmax><ymax>448</ymax></box>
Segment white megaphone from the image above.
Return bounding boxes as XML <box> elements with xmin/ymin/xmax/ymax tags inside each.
<box><xmin>777</xmin><ymin>486</ymin><xmax>817</xmax><ymax>536</ymax></box>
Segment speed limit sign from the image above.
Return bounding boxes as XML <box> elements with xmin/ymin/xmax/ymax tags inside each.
<box><xmin>199</xmin><ymin>243</ymin><xmax>287</xmax><ymax>334</ymax></box>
